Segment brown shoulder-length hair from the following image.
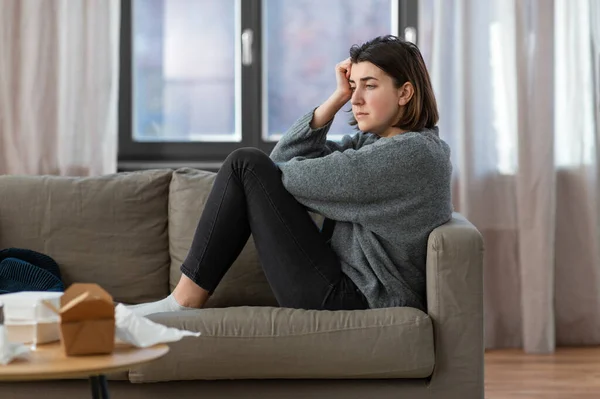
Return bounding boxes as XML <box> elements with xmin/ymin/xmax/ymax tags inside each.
<box><xmin>348</xmin><ymin>35</ymin><xmax>439</xmax><ymax>132</ymax></box>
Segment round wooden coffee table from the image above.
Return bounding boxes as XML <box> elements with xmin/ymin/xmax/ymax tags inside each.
<box><xmin>0</xmin><ymin>342</ymin><xmax>169</xmax><ymax>398</ymax></box>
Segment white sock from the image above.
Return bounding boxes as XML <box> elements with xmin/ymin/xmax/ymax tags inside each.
<box><xmin>126</xmin><ymin>293</ymin><xmax>195</xmax><ymax>317</ymax></box>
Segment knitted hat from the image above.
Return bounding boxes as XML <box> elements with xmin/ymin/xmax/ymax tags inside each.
<box><xmin>0</xmin><ymin>248</ymin><xmax>64</xmax><ymax>294</ymax></box>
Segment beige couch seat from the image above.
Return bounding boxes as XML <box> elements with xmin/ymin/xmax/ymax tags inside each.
<box><xmin>131</xmin><ymin>306</ymin><xmax>434</xmax><ymax>382</ymax></box>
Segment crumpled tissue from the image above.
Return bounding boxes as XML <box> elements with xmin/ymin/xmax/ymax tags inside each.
<box><xmin>114</xmin><ymin>304</ymin><xmax>201</xmax><ymax>348</ymax></box>
<box><xmin>0</xmin><ymin>329</ymin><xmax>30</xmax><ymax>365</ymax></box>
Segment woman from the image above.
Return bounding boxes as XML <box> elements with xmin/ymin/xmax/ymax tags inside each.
<box><xmin>130</xmin><ymin>35</ymin><xmax>452</xmax><ymax>316</ymax></box>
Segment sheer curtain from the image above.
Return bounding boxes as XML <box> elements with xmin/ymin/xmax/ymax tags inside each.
<box><xmin>0</xmin><ymin>0</ymin><xmax>120</xmax><ymax>176</ymax></box>
<box><xmin>419</xmin><ymin>0</ymin><xmax>600</xmax><ymax>353</ymax></box>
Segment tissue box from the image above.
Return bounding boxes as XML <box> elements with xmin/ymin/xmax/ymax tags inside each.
<box><xmin>58</xmin><ymin>283</ymin><xmax>115</xmax><ymax>356</ymax></box>
<box><xmin>0</xmin><ymin>291</ymin><xmax>62</xmax><ymax>344</ymax></box>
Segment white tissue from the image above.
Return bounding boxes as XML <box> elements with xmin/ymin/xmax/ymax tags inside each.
<box><xmin>114</xmin><ymin>304</ymin><xmax>201</xmax><ymax>348</ymax></box>
<box><xmin>0</xmin><ymin>327</ymin><xmax>30</xmax><ymax>365</ymax></box>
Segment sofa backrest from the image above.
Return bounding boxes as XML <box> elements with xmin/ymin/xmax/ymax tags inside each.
<box><xmin>168</xmin><ymin>168</ymin><xmax>278</xmax><ymax>308</ymax></box>
<box><xmin>0</xmin><ymin>170</ymin><xmax>173</xmax><ymax>304</ymax></box>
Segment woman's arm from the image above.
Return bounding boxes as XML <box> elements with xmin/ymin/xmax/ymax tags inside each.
<box><xmin>269</xmin><ymin>108</ymin><xmax>371</xmax><ymax>163</ymax></box>
<box><xmin>270</xmin><ymin>58</ymin><xmax>368</xmax><ymax>163</ymax></box>
<box><xmin>312</xmin><ymin>57</ymin><xmax>353</xmax><ymax>128</ymax></box>
<box><xmin>310</xmin><ymin>92</ymin><xmax>348</xmax><ymax>129</ymax></box>
<box><xmin>277</xmin><ymin>133</ymin><xmax>451</xmax><ymax>223</ymax></box>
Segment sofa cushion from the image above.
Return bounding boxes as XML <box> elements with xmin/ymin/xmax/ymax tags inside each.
<box><xmin>129</xmin><ymin>306</ymin><xmax>434</xmax><ymax>381</ymax></box>
<box><xmin>168</xmin><ymin>168</ymin><xmax>278</xmax><ymax>307</ymax></box>
<box><xmin>0</xmin><ymin>170</ymin><xmax>172</xmax><ymax>304</ymax></box>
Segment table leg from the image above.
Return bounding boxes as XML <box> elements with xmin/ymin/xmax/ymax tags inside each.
<box><xmin>99</xmin><ymin>375</ymin><xmax>110</xmax><ymax>399</ymax></box>
<box><xmin>89</xmin><ymin>375</ymin><xmax>110</xmax><ymax>399</ymax></box>
<box><xmin>89</xmin><ymin>376</ymin><xmax>100</xmax><ymax>399</ymax></box>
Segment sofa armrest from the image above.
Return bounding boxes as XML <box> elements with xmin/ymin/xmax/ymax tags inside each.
<box><xmin>426</xmin><ymin>212</ymin><xmax>484</xmax><ymax>398</ymax></box>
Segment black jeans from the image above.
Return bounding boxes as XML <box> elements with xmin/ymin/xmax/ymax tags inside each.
<box><xmin>180</xmin><ymin>148</ymin><xmax>369</xmax><ymax>310</ymax></box>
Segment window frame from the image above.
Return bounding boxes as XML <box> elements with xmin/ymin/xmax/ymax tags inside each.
<box><xmin>118</xmin><ymin>0</ymin><xmax>418</xmax><ymax>172</ymax></box>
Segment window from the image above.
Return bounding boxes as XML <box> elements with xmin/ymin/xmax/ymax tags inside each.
<box><xmin>118</xmin><ymin>0</ymin><xmax>418</xmax><ymax>171</ymax></box>
<box><xmin>132</xmin><ymin>0</ymin><xmax>239</xmax><ymax>143</ymax></box>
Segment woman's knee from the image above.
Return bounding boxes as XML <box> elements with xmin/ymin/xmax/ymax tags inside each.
<box><xmin>225</xmin><ymin>147</ymin><xmax>273</xmax><ymax>170</ymax></box>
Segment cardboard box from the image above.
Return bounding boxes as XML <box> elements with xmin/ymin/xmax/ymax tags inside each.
<box><xmin>58</xmin><ymin>283</ymin><xmax>115</xmax><ymax>356</ymax></box>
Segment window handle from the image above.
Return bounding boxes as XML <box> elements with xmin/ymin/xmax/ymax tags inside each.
<box><xmin>404</xmin><ymin>26</ymin><xmax>417</xmax><ymax>44</ymax></box>
<box><xmin>242</xmin><ymin>29</ymin><xmax>253</xmax><ymax>66</ymax></box>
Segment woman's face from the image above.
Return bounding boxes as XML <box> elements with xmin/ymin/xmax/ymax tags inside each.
<box><xmin>349</xmin><ymin>61</ymin><xmax>409</xmax><ymax>137</ymax></box>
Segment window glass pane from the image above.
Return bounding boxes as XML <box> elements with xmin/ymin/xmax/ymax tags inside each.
<box><xmin>263</xmin><ymin>0</ymin><xmax>396</xmax><ymax>140</ymax></box>
<box><xmin>133</xmin><ymin>0</ymin><xmax>238</xmax><ymax>142</ymax></box>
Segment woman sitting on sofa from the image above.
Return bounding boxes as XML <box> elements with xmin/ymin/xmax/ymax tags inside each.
<box><xmin>130</xmin><ymin>35</ymin><xmax>453</xmax><ymax>316</ymax></box>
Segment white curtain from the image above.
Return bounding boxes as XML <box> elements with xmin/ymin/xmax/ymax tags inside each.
<box><xmin>419</xmin><ymin>0</ymin><xmax>600</xmax><ymax>353</ymax></box>
<box><xmin>0</xmin><ymin>0</ymin><xmax>120</xmax><ymax>176</ymax></box>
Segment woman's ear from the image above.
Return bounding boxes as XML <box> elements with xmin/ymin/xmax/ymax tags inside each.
<box><xmin>398</xmin><ymin>82</ymin><xmax>414</xmax><ymax>106</ymax></box>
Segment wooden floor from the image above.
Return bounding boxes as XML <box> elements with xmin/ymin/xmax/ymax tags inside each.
<box><xmin>485</xmin><ymin>346</ymin><xmax>600</xmax><ymax>398</ymax></box>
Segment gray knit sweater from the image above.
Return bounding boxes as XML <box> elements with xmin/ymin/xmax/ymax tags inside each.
<box><xmin>269</xmin><ymin>110</ymin><xmax>453</xmax><ymax>310</ymax></box>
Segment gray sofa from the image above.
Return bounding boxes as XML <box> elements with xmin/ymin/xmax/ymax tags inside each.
<box><xmin>0</xmin><ymin>168</ymin><xmax>484</xmax><ymax>399</ymax></box>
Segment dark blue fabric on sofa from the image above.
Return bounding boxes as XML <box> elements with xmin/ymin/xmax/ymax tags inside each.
<box><xmin>0</xmin><ymin>248</ymin><xmax>64</xmax><ymax>294</ymax></box>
